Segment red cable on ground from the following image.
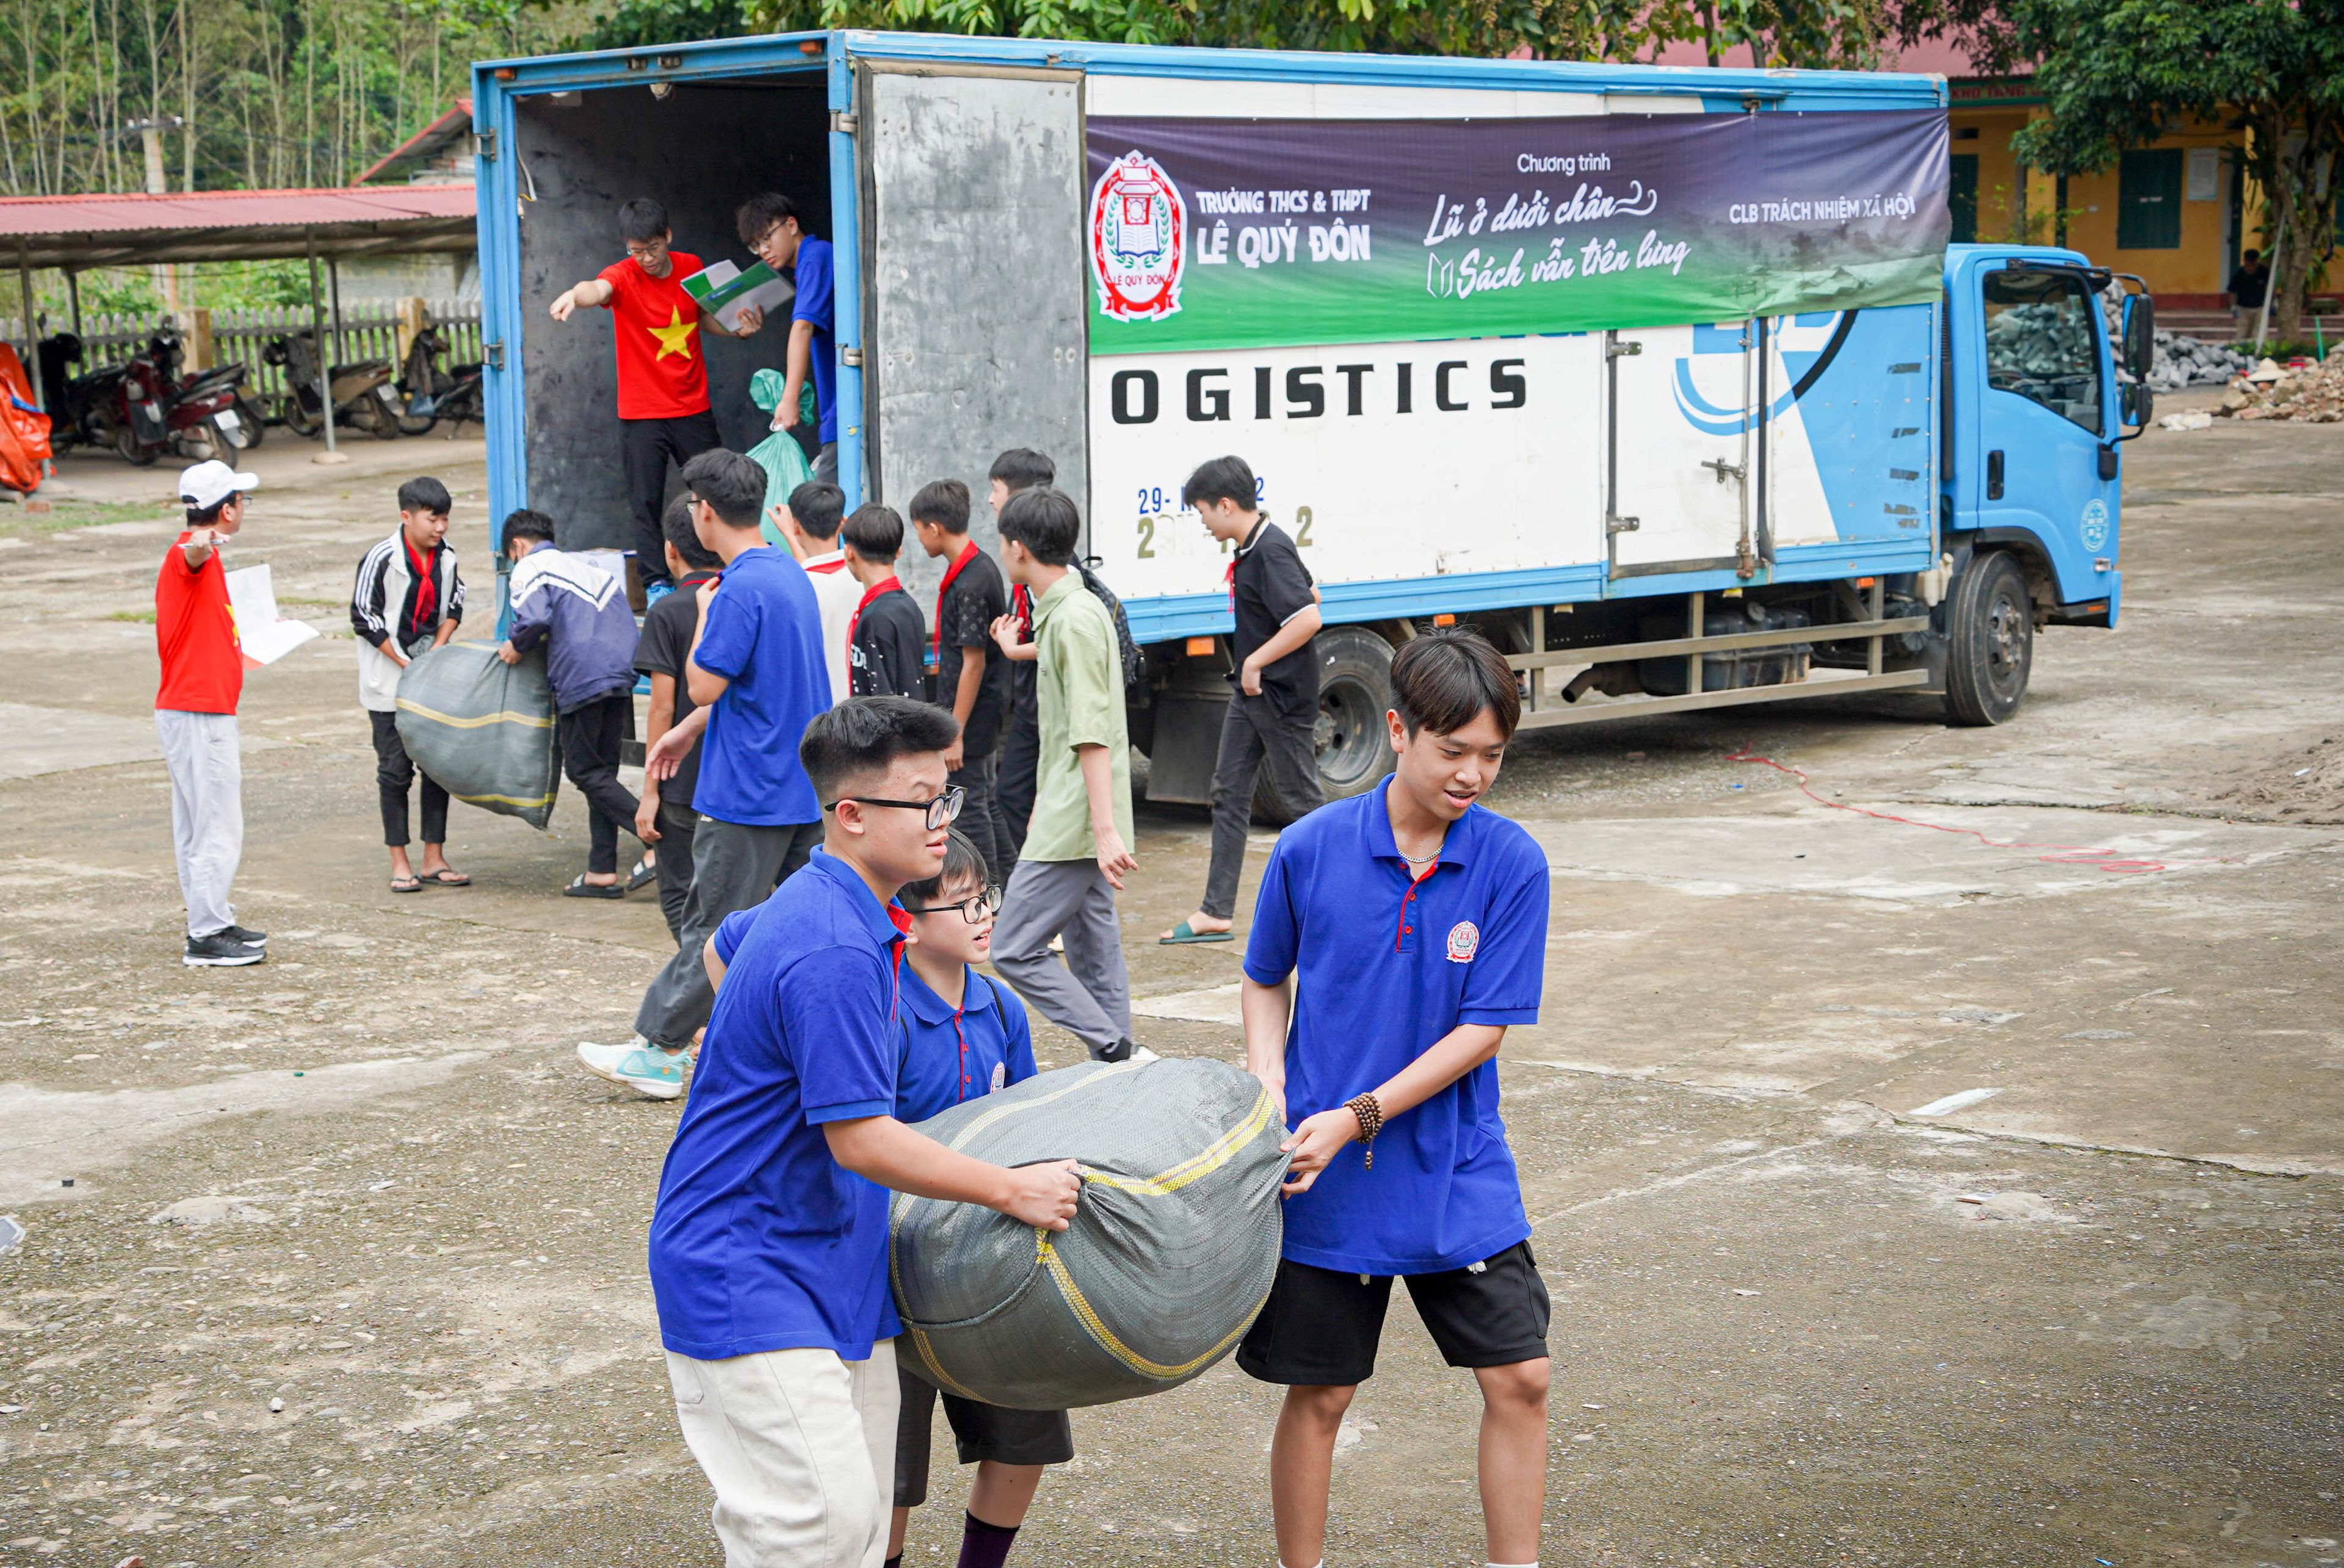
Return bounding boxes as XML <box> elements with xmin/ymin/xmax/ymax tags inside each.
<box><xmin>1724</xmin><ymin>748</ymin><xmax>2189</xmax><ymax>875</ymax></box>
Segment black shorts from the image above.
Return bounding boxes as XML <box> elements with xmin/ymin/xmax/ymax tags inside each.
<box><xmin>1235</xmin><ymin>1240</ymin><xmax>1551</xmax><ymax>1387</ymax></box>
<box><xmin>893</xmin><ymin>1364</ymin><xmax>1074</xmax><ymax>1508</ymax></box>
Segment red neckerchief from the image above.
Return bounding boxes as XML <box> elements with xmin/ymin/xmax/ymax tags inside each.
<box><xmin>806</xmin><ymin>552</ymin><xmax>847</xmax><ymax>574</ymax></box>
<box><xmin>405</xmin><ymin>536</ymin><xmax>438</xmax><ymax>636</ymax></box>
<box><xmin>847</xmin><ymin>574</ymin><xmax>901</xmax><ymax>645</ymax></box>
<box><xmin>1011</xmin><ymin>583</ymin><xmax>1033</xmax><ymax>641</ymax></box>
<box><xmin>886</xmin><ymin>903</ymin><xmax>913</xmax><ymax>1009</ymax></box>
<box><xmin>933</xmin><ymin>539</ymin><xmax>980</xmax><ymax>667</ymax></box>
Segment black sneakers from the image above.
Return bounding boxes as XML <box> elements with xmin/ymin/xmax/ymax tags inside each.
<box><xmin>184</xmin><ymin>931</ymin><xmax>266</xmax><ymax>967</ymax></box>
<box><xmin>218</xmin><ymin>925</ymin><xmax>268</xmax><ymax>946</ymax></box>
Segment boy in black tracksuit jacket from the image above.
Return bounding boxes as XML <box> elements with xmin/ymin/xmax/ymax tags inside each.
<box><xmin>841</xmin><ymin>502</ymin><xmax>927</xmax><ymax>699</ymax></box>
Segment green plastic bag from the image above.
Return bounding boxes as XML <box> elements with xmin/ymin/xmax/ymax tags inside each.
<box><xmin>747</xmin><ymin>369</ymin><xmax>819</xmax><ymax>549</ymax></box>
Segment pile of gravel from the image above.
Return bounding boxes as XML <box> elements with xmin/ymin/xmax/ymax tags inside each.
<box><xmin>2147</xmin><ymin>331</ymin><xmax>2254</xmax><ymax>391</ymax></box>
<box><xmin>2096</xmin><ymin>283</ymin><xmax>2252</xmax><ymax>389</ymax></box>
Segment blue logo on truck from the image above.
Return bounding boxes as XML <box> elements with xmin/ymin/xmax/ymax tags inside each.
<box><xmin>2079</xmin><ymin>498</ymin><xmax>2109</xmax><ymax>551</ymax></box>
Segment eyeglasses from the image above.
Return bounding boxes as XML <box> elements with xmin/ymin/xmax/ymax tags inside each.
<box><xmin>825</xmin><ymin>786</ymin><xmax>964</xmax><ymax>831</ymax></box>
<box><xmin>906</xmin><ymin>884</ymin><xmax>1002</xmax><ymax>924</ymax></box>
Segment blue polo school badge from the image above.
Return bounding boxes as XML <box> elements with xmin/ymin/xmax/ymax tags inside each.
<box><xmin>1445</xmin><ymin>922</ymin><xmax>1480</xmax><ymax>963</ymax></box>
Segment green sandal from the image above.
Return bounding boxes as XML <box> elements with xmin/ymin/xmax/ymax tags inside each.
<box><xmin>1159</xmin><ymin>920</ymin><xmax>1234</xmax><ymax>945</ymax></box>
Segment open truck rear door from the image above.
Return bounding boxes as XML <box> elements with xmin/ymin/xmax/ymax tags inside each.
<box><xmin>861</xmin><ymin>62</ymin><xmax>1090</xmax><ymax>538</ymax></box>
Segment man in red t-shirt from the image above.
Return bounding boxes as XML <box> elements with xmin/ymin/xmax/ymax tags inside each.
<box><xmin>157</xmin><ymin>460</ymin><xmax>267</xmax><ymax>967</ymax></box>
<box><xmin>548</xmin><ymin>196</ymin><xmax>755</xmax><ymax>598</ymax></box>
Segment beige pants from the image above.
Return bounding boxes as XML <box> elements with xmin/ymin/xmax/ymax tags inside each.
<box><xmin>667</xmin><ymin>1339</ymin><xmax>899</xmax><ymax>1568</ymax></box>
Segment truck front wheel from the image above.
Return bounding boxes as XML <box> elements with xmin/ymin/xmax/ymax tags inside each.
<box><xmin>1942</xmin><ymin>551</ymin><xmax>2033</xmax><ymax>726</ymax></box>
<box><xmin>1287</xmin><ymin>624</ymin><xmax>1399</xmax><ymax>815</ymax></box>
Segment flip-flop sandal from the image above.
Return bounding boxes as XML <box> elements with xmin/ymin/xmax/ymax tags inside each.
<box><xmin>1159</xmin><ymin>920</ymin><xmax>1234</xmax><ymax>945</ymax></box>
<box><xmin>625</xmin><ymin>856</ymin><xmax>657</xmax><ymax>892</ymax></box>
<box><xmin>421</xmin><ymin>869</ymin><xmax>471</xmax><ymax>887</ymax></box>
<box><xmin>389</xmin><ymin>875</ymin><xmax>423</xmax><ymax>894</ymax></box>
<box><xmin>565</xmin><ymin>875</ymin><xmax>625</xmax><ymax>900</ymax></box>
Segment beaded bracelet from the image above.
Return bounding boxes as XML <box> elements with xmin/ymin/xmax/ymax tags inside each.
<box><xmin>1345</xmin><ymin>1092</ymin><xmax>1385</xmax><ymax>1168</ymax></box>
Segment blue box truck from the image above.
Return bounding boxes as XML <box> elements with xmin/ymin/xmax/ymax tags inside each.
<box><xmin>468</xmin><ymin>31</ymin><xmax>2153</xmax><ymax>807</ymax></box>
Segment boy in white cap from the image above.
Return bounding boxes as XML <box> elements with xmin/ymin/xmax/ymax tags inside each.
<box><xmin>158</xmin><ymin>460</ymin><xmax>267</xmax><ymax>966</ymax></box>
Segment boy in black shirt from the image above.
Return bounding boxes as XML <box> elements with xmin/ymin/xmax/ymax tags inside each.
<box><xmin>985</xmin><ymin>447</ymin><xmax>1055</xmax><ymax>866</ymax></box>
<box><xmin>1161</xmin><ymin>454</ymin><xmax>1326</xmax><ymax>945</ymax></box>
<box><xmin>632</xmin><ymin>496</ymin><xmax>720</xmax><ymax>940</ymax></box>
<box><xmin>839</xmin><ymin>503</ymin><xmax>927</xmax><ymax>699</ymax></box>
<box><xmin>912</xmin><ymin>477</ymin><xmax>1013</xmax><ymax>878</ymax></box>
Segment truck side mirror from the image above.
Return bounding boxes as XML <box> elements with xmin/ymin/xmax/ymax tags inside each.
<box><xmin>2120</xmin><ymin>292</ymin><xmax>2155</xmax><ymax>381</ymax></box>
<box><xmin>2121</xmin><ymin>380</ymin><xmax>2154</xmax><ymax>434</ymax></box>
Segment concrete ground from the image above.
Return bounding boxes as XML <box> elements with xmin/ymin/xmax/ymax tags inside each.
<box><xmin>1</xmin><ymin>396</ymin><xmax>2339</xmax><ymax>1567</ymax></box>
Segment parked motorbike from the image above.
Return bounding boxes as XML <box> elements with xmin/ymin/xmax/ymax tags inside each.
<box><xmin>432</xmin><ymin>359</ymin><xmax>485</xmax><ymax>435</ymax></box>
<box><xmin>35</xmin><ymin>328</ymin><xmax>256</xmax><ymax>464</ymax></box>
<box><xmin>391</xmin><ymin>324</ymin><xmax>452</xmax><ymax>435</ymax></box>
<box><xmin>264</xmin><ymin>331</ymin><xmax>402</xmax><ymax>440</ymax></box>
<box><xmin>34</xmin><ymin>333</ymin><xmax>120</xmax><ymax>453</ymax></box>
<box><xmin>106</xmin><ymin>329</ymin><xmax>245</xmax><ymax>466</ymax></box>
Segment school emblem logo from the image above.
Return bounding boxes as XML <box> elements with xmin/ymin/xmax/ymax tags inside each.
<box><xmin>1445</xmin><ymin>922</ymin><xmax>1480</xmax><ymax>964</ymax></box>
<box><xmin>989</xmin><ymin>1061</ymin><xmax>1007</xmax><ymax>1093</ymax></box>
<box><xmin>2079</xmin><ymin>497</ymin><xmax>2110</xmax><ymax>552</ymax></box>
<box><xmin>1089</xmin><ymin>152</ymin><xmax>1184</xmax><ymax>322</ymax></box>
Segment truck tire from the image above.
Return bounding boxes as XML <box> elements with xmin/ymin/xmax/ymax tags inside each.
<box><xmin>1256</xmin><ymin>624</ymin><xmax>1397</xmax><ymax>822</ymax></box>
<box><xmin>1942</xmin><ymin>550</ymin><xmax>2032</xmax><ymax>726</ymax></box>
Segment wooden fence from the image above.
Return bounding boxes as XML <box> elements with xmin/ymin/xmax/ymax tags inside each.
<box><xmin>5</xmin><ymin>300</ymin><xmax>482</xmax><ymax>409</ymax></box>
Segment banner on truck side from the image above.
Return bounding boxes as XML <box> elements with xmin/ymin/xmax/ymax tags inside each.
<box><xmin>1085</xmin><ymin>110</ymin><xmax>1949</xmax><ymax>355</ymax></box>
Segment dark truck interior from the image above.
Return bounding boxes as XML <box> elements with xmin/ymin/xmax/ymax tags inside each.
<box><xmin>512</xmin><ymin>74</ymin><xmax>830</xmax><ymax>557</ymax></box>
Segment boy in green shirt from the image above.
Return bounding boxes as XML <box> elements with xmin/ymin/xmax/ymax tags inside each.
<box><xmin>986</xmin><ymin>487</ymin><xmax>1144</xmax><ymax>1063</ymax></box>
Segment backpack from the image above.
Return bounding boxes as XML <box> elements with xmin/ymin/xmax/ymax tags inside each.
<box><xmin>1074</xmin><ymin>561</ymin><xmax>1148</xmax><ymax>707</ymax></box>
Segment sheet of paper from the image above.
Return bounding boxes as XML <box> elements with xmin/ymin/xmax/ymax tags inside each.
<box><xmin>683</xmin><ymin>258</ymin><xmax>794</xmax><ymax>333</ymax></box>
<box><xmin>714</xmin><ymin>276</ymin><xmax>792</xmax><ymax>333</ymax></box>
<box><xmin>225</xmin><ymin>563</ymin><xmax>321</xmax><ymax>668</ymax></box>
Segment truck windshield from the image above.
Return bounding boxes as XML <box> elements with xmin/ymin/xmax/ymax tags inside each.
<box><xmin>1981</xmin><ymin>269</ymin><xmax>2103</xmax><ymax>433</ymax></box>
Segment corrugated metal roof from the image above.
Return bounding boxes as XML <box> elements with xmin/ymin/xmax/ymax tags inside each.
<box><xmin>357</xmin><ymin>99</ymin><xmax>478</xmax><ymax>187</ymax></box>
<box><xmin>0</xmin><ymin>186</ymin><xmax>477</xmax><ymax>269</ymax></box>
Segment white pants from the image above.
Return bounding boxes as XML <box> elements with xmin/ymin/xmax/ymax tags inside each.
<box><xmin>154</xmin><ymin>709</ymin><xmax>242</xmax><ymax>938</ymax></box>
<box><xmin>667</xmin><ymin>1339</ymin><xmax>899</xmax><ymax>1568</ymax></box>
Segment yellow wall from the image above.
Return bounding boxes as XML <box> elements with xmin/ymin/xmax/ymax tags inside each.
<box><xmin>1949</xmin><ymin>109</ymin><xmax>2031</xmax><ymax>243</ymax></box>
<box><xmin>1952</xmin><ymin>107</ymin><xmax>2238</xmax><ymax>301</ymax></box>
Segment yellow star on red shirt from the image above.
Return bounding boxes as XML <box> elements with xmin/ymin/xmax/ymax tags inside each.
<box><xmin>647</xmin><ymin>306</ymin><xmax>697</xmax><ymax>361</ymax></box>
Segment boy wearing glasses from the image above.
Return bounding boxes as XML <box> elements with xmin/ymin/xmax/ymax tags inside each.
<box><xmin>709</xmin><ymin>829</ymin><xmax>1070</xmax><ymax>1568</ymax></box>
<box><xmin>546</xmin><ymin>197</ymin><xmax>752</xmax><ymax>597</ymax></box>
<box><xmin>655</xmin><ymin>696</ymin><xmax>1081</xmax><ymax>1568</ymax></box>
<box><xmin>986</xmin><ymin>487</ymin><xmax>1144</xmax><ymax>1064</ymax></box>
<box><xmin>734</xmin><ymin>191</ymin><xmax>839</xmax><ymax>485</ymax></box>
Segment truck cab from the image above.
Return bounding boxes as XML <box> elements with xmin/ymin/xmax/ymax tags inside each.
<box><xmin>1934</xmin><ymin>242</ymin><xmax>2152</xmax><ymax>721</ymax></box>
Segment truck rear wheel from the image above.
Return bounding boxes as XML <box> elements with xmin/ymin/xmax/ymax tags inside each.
<box><xmin>1943</xmin><ymin>551</ymin><xmax>2033</xmax><ymax>726</ymax></box>
<box><xmin>1254</xmin><ymin>624</ymin><xmax>1397</xmax><ymax>823</ymax></box>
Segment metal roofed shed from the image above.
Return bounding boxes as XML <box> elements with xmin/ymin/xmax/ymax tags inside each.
<box><xmin>0</xmin><ymin>186</ymin><xmax>477</xmax><ymax>269</ymax></box>
<box><xmin>0</xmin><ymin>185</ymin><xmax>477</xmax><ymax>461</ymax></box>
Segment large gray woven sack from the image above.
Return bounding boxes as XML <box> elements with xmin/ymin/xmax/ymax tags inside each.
<box><xmin>891</xmin><ymin>1057</ymin><xmax>1287</xmax><ymax>1411</ymax></box>
<box><xmin>393</xmin><ymin>640</ymin><xmax>562</xmax><ymax>830</ymax></box>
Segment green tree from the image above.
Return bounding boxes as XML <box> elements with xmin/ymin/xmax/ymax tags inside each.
<box><xmin>734</xmin><ymin>0</ymin><xmax>1629</xmax><ymax>64</ymax></box>
<box><xmin>2008</xmin><ymin>0</ymin><xmax>2344</xmax><ymax>342</ymax></box>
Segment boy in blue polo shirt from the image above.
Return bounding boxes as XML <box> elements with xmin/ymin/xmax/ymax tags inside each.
<box><xmin>579</xmin><ymin>446</ymin><xmax>832</xmax><ymax>1099</ymax></box>
<box><xmin>705</xmin><ymin>830</ymin><xmax>1072</xmax><ymax>1568</ymax></box>
<box><xmin>651</xmin><ymin>696</ymin><xmax>1082</xmax><ymax>1568</ymax></box>
<box><xmin>1235</xmin><ymin>629</ymin><xmax>1552</xmax><ymax>1568</ymax></box>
